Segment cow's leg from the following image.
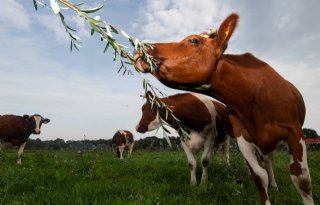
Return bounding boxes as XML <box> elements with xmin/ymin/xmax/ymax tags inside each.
<box><xmin>287</xmin><ymin>127</ymin><xmax>314</xmax><ymax>205</ymax></box>
<box><xmin>262</xmin><ymin>152</ymin><xmax>278</xmax><ymax>190</ymax></box>
<box><xmin>237</xmin><ymin>135</ymin><xmax>270</xmax><ymax>205</ymax></box>
<box><xmin>128</xmin><ymin>141</ymin><xmax>135</xmax><ymax>158</ymax></box>
<box><xmin>17</xmin><ymin>142</ymin><xmax>27</xmax><ymax>165</ymax></box>
<box><xmin>180</xmin><ymin>140</ymin><xmax>197</xmax><ymax>186</ymax></box>
<box><xmin>200</xmin><ymin>137</ymin><xmax>214</xmax><ymax>185</ymax></box>
<box><xmin>0</xmin><ymin>143</ymin><xmax>4</xmax><ymax>153</ymax></box>
<box><xmin>222</xmin><ymin>135</ymin><xmax>230</xmax><ymax>166</ymax></box>
<box><xmin>118</xmin><ymin>146</ymin><xmax>125</xmax><ymax>159</ymax></box>
<box><xmin>0</xmin><ymin>143</ymin><xmax>5</xmax><ymax>160</ymax></box>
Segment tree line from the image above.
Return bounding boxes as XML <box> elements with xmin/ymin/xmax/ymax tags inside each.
<box><xmin>23</xmin><ymin>128</ymin><xmax>319</xmax><ymax>151</ymax></box>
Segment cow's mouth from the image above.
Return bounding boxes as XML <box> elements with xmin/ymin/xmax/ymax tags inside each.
<box><xmin>134</xmin><ymin>53</ymin><xmax>151</xmax><ymax>73</ymax></box>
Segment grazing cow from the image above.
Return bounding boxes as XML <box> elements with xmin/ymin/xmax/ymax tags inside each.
<box><xmin>112</xmin><ymin>130</ymin><xmax>134</xmax><ymax>159</ymax></box>
<box><xmin>136</xmin><ymin>91</ymin><xmax>231</xmax><ymax>186</ymax></box>
<box><xmin>0</xmin><ymin>114</ymin><xmax>50</xmax><ymax>164</ymax></box>
<box><xmin>134</xmin><ymin>13</ymin><xmax>314</xmax><ymax>205</ymax></box>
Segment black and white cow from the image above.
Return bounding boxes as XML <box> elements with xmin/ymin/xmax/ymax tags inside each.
<box><xmin>0</xmin><ymin>114</ymin><xmax>50</xmax><ymax>164</ymax></box>
<box><xmin>112</xmin><ymin>130</ymin><xmax>134</xmax><ymax>159</ymax></box>
<box><xmin>136</xmin><ymin>92</ymin><xmax>231</xmax><ymax>185</ymax></box>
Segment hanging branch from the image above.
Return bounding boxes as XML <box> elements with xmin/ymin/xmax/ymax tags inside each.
<box><xmin>33</xmin><ymin>0</ymin><xmax>190</xmax><ymax>142</ymax></box>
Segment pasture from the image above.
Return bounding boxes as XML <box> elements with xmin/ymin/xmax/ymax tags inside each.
<box><xmin>0</xmin><ymin>149</ymin><xmax>319</xmax><ymax>205</ymax></box>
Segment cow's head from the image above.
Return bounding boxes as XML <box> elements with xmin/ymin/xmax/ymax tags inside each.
<box><xmin>112</xmin><ymin>144</ymin><xmax>122</xmax><ymax>158</ymax></box>
<box><xmin>24</xmin><ymin>114</ymin><xmax>50</xmax><ymax>134</ymax></box>
<box><xmin>136</xmin><ymin>91</ymin><xmax>162</xmax><ymax>133</ymax></box>
<box><xmin>134</xmin><ymin>13</ymin><xmax>238</xmax><ymax>88</ymax></box>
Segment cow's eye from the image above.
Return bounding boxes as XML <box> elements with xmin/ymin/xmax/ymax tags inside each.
<box><xmin>188</xmin><ymin>38</ymin><xmax>200</xmax><ymax>45</ymax></box>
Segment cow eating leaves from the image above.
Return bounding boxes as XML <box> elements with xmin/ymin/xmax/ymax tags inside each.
<box><xmin>134</xmin><ymin>13</ymin><xmax>314</xmax><ymax>205</ymax></box>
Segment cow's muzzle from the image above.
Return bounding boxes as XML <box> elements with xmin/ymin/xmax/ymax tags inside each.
<box><xmin>133</xmin><ymin>50</ymin><xmax>151</xmax><ymax>73</ymax></box>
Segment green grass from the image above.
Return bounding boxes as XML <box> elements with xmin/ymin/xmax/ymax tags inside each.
<box><xmin>0</xmin><ymin>150</ymin><xmax>319</xmax><ymax>205</ymax></box>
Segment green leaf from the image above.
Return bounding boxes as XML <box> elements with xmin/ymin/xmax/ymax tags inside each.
<box><xmin>91</xmin><ymin>29</ymin><xmax>95</xmax><ymax>36</ymax></box>
<box><xmin>109</xmin><ymin>25</ymin><xmax>118</xmax><ymax>34</ymax></box>
<box><xmin>143</xmin><ymin>79</ymin><xmax>148</xmax><ymax>90</ymax></box>
<box><xmin>89</xmin><ymin>22</ymin><xmax>100</xmax><ymax>33</ymax></box>
<box><xmin>105</xmin><ymin>24</ymin><xmax>113</xmax><ymax>38</ymax></box>
<box><xmin>74</xmin><ymin>43</ymin><xmax>79</xmax><ymax>51</ymax></box>
<box><xmin>79</xmin><ymin>5</ymin><xmax>104</xmax><ymax>13</ymax></box>
<box><xmin>163</xmin><ymin>130</ymin><xmax>172</xmax><ymax>147</ymax></box>
<box><xmin>70</xmin><ymin>41</ymin><xmax>73</xmax><ymax>52</ymax></box>
<box><xmin>162</xmin><ymin>126</ymin><xmax>171</xmax><ymax>134</ymax></box>
<box><xmin>33</xmin><ymin>0</ymin><xmax>38</xmax><ymax>10</ymax></box>
<box><xmin>121</xmin><ymin>30</ymin><xmax>131</xmax><ymax>39</ymax></box>
<box><xmin>103</xmin><ymin>42</ymin><xmax>110</xmax><ymax>53</ymax></box>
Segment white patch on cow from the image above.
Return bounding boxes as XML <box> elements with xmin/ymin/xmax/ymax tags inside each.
<box><xmin>147</xmin><ymin>112</ymin><xmax>162</xmax><ymax>131</ymax></box>
<box><xmin>289</xmin><ymin>139</ymin><xmax>314</xmax><ymax>205</ymax></box>
<box><xmin>17</xmin><ymin>142</ymin><xmax>27</xmax><ymax>165</ymax></box>
<box><xmin>237</xmin><ymin>135</ymin><xmax>270</xmax><ymax>204</ymax></box>
<box><xmin>190</xmin><ymin>93</ymin><xmax>217</xmax><ymax>136</ymax></box>
<box><xmin>180</xmin><ymin>140</ymin><xmax>197</xmax><ymax>186</ymax></box>
<box><xmin>186</xmin><ymin>130</ymin><xmax>205</xmax><ymax>151</ymax></box>
<box><xmin>262</xmin><ymin>153</ymin><xmax>278</xmax><ymax>190</ymax></box>
<box><xmin>179</xmin><ymin>93</ymin><xmax>229</xmax><ymax>185</ymax></box>
<box><xmin>33</xmin><ymin>115</ymin><xmax>42</xmax><ymax>134</ymax></box>
<box><xmin>117</xmin><ymin>145</ymin><xmax>126</xmax><ymax>159</ymax></box>
<box><xmin>119</xmin><ymin>130</ymin><xmax>127</xmax><ymax>136</ymax></box>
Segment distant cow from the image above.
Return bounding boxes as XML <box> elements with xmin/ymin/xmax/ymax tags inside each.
<box><xmin>112</xmin><ymin>130</ymin><xmax>134</xmax><ymax>159</ymax></box>
<box><xmin>136</xmin><ymin>91</ymin><xmax>231</xmax><ymax>186</ymax></box>
<box><xmin>0</xmin><ymin>114</ymin><xmax>50</xmax><ymax>164</ymax></box>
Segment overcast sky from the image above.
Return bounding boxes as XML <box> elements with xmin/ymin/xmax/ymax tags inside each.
<box><xmin>1</xmin><ymin>0</ymin><xmax>319</xmax><ymax>141</ymax></box>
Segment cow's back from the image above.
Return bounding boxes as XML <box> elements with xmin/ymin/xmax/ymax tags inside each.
<box><xmin>162</xmin><ymin>93</ymin><xmax>213</xmax><ymax>133</ymax></box>
<box><xmin>0</xmin><ymin>115</ymin><xmax>30</xmax><ymax>145</ymax></box>
<box><xmin>124</xmin><ymin>131</ymin><xmax>134</xmax><ymax>144</ymax></box>
<box><xmin>112</xmin><ymin>131</ymin><xmax>126</xmax><ymax>146</ymax></box>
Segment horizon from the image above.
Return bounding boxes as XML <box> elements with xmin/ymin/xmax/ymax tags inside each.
<box><xmin>1</xmin><ymin>0</ymin><xmax>319</xmax><ymax>141</ymax></box>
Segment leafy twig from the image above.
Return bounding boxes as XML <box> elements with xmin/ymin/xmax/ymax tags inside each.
<box><xmin>33</xmin><ymin>0</ymin><xmax>189</xmax><ymax>142</ymax></box>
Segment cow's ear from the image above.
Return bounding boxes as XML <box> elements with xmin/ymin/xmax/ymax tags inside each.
<box><xmin>23</xmin><ymin>115</ymin><xmax>29</xmax><ymax>119</ymax></box>
<box><xmin>216</xmin><ymin>13</ymin><xmax>238</xmax><ymax>55</ymax></box>
<box><xmin>42</xmin><ymin>118</ymin><xmax>50</xmax><ymax>124</ymax></box>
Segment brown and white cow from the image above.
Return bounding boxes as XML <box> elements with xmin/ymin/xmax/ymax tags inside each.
<box><xmin>0</xmin><ymin>114</ymin><xmax>50</xmax><ymax>164</ymax></box>
<box><xmin>134</xmin><ymin>13</ymin><xmax>314</xmax><ymax>205</ymax></box>
<box><xmin>112</xmin><ymin>130</ymin><xmax>134</xmax><ymax>159</ymax></box>
<box><xmin>136</xmin><ymin>91</ymin><xmax>231</xmax><ymax>186</ymax></box>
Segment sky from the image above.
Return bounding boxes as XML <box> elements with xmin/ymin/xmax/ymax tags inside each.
<box><xmin>0</xmin><ymin>0</ymin><xmax>319</xmax><ymax>141</ymax></box>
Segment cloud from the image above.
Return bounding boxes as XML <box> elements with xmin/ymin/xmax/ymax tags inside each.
<box><xmin>136</xmin><ymin>0</ymin><xmax>226</xmax><ymax>42</ymax></box>
<box><xmin>35</xmin><ymin>13</ymin><xmax>90</xmax><ymax>44</ymax></box>
<box><xmin>0</xmin><ymin>0</ymin><xmax>31</xmax><ymax>30</ymax></box>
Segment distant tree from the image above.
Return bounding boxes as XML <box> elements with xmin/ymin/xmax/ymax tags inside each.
<box><xmin>303</xmin><ymin>128</ymin><xmax>319</xmax><ymax>138</ymax></box>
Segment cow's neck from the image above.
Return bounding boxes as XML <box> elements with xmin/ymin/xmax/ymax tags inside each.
<box><xmin>207</xmin><ymin>54</ymin><xmax>262</xmax><ymax>137</ymax></box>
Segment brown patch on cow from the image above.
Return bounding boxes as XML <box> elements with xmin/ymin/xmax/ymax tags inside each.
<box><xmin>137</xmin><ymin>93</ymin><xmax>212</xmax><ymax>133</ymax></box>
<box><xmin>290</xmin><ymin>161</ymin><xmax>302</xmax><ymax>176</ymax></box>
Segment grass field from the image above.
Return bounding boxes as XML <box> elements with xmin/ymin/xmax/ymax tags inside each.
<box><xmin>0</xmin><ymin>149</ymin><xmax>319</xmax><ymax>205</ymax></box>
